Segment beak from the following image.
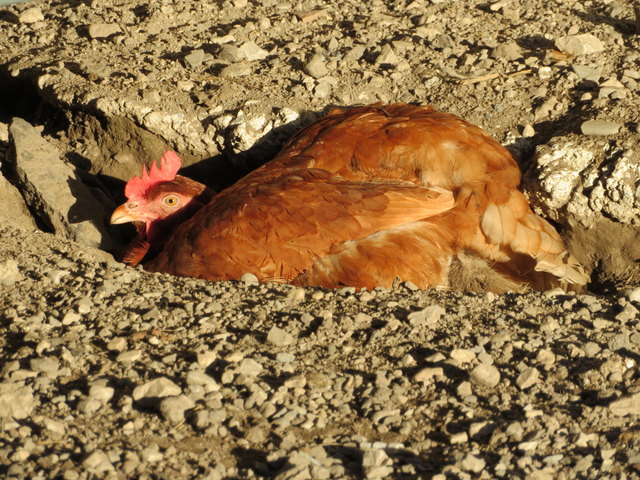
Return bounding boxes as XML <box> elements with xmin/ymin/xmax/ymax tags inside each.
<box><xmin>110</xmin><ymin>203</ymin><xmax>141</xmax><ymax>225</ymax></box>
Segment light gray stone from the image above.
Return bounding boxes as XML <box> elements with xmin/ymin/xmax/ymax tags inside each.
<box><xmin>133</xmin><ymin>377</ymin><xmax>182</xmax><ymax>405</ymax></box>
<box><xmin>0</xmin><ymin>384</ymin><xmax>35</xmax><ymax>419</ymax></box>
<box><xmin>87</xmin><ymin>23</ymin><xmax>122</xmax><ymax>39</ymax></box>
<box><xmin>580</xmin><ymin>120</ymin><xmax>621</xmax><ymax>136</ymax></box>
<box><xmin>8</xmin><ymin>118</ymin><xmax>115</xmax><ymax>249</ymax></box>
<box><xmin>0</xmin><ymin>259</ymin><xmax>23</xmax><ymax>286</ymax></box>
<box><xmin>159</xmin><ymin>395</ymin><xmax>195</xmax><ymax>423</ymax></box>
<box><xmin>556</xmin><ymin>34</ymin><xmax>605</xmax><ymax>55</ymax></box>
<box><xmin>470</xmin><ymin>364</ymin><xmax>500</xmax><ymax>388</ymax></box>
<box><xmin>0</xmin><ymin>173</ymin><xmax>36</xmax><ymax>231</ymax></box>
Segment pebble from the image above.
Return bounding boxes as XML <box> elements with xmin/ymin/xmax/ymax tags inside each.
<box><xmin>184</xmin><ymin>49</ymin><xmax>205</xmax><ymax>68</ymax></box>
<box><xmin>116</xmin><ymin>349</ymin><xmax>142</xmax><ymax>364</ymax></box>
<box><xmin>141</xmin><ymin>444</ymin><xmax>163</xmax><ymax>463</ymax></box>
<box><xmin>29</xmin><ymin>357</ymin><xmax>59</xmax><ymax>374</ymax></box>
<box><xmin>132</xmin><ymin>377</ymin><xmax>182</xmax><ymax>405</ymax></box>
<box><xmin>219</xmin><ymin>63</ymin><xmax>250</xmax><ymax>77</ymax></box>
<box><xmin>556</xmin><ymin>34</ymin><xmax>605</xmax><ymax>55</ymax></box>
<box><xmin>88</xmin><ymin>385</ymin><xmax>114</xmax><ymax>403</ymax></box>
<box><xmin>515</xmin><ymin>367</ymin><xmax>539</xmax><ymax>390</ymax></box>
<box><xmin>609</xmin><ymin>393</ymin><xmax>640</xmax><ymax>416</ymax></box>
<box><xmin>159</xmin><ymin>395</ymin><xmax>195</xmax><ymax>423</ymax></box>
<box><xmin>304</xmin><ymin>54</ymin><xmax>329</xmax><ymax>78</ymax></box>
<box><xmin>217</xmin><ymin>45</ymin><xmax>246</xmax><ymax>63</ymax></box>
<box><xmin>241</xmin><ymin>272</ymin><xmax>259</xmax><ymax>286</ymax></box>
<box><xmin>572</xmin><ymin>65</ymin><xmax>601</xmax><ymax>82</ymax></box>
<box><xmin>460</xmin><ymin>453</ymin><xmax>486</xmax><ymax>473</ymax></box>
<box><xmin>82</xmin><ymin>450</ymin><xmax>113</xmax><ymax>473</ymax></box>
<box><xmin>239</xmin><ymin>41</ymin><xmax>268</xmax><ymax>61</ymax></box>
<box><xmin>87</xmin><ymin>23</ymin><xmax>122</xmax><ymax>39</ymax></box>
<box><xmin>18</xmin><ymin>7</ymin><xmax>44</xmax><ymax>24</ymax></box>
<box><xmin>470</xmin><ymin>364</ymin><xmax>500</xmax><ymax>388</ymax></box>
<box><xmin>413</xmin><ymin>367</ymin><xmax>444</xmax><ymax>383</ymax></box>
<box><xmin>0</xmin><ymin>385</ymin><xmax>35</xmax><ymax>419</ymax></box>
<box><xmin>362</xmin><ymin>448</ymin><xmax>394</xmax><ymax>479</ymax></box>
<box><xmin>522</xmin><ymin>124</ymin><xmax>535</xmax><ymax>137</ymax></box>
<box><xmin>267</xmin><ymin>326</ymin><xmax>294</xmax><ymax>346</ymax></box>
<box><xmin>407</xmin><ymin>305</ymin><xmax>444</xmax><ymax>327</ymax></box>
<box><xmin>580</xmin><ymin>120</ymin><xmax>621</xmax><ymax>136</ymax></box>
<box><xmin>376</xmin><ymin>45</ymin><xmax>398</xmax><ymax>66</ymax></box>
<box><xmin>0</xmin><ymin>259</ymin><xmax>22</xmax><ymax>286</ymax></box>
<box><xmin>237</xmin><ymin>358</ymin><xmax>263</xmax><ymax>376</ymax></box>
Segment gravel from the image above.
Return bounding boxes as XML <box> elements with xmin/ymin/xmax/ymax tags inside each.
<box><xmin>0</xmin><ymin>0</ymin><xmax>639</xmax><ymax>478</ymax></box>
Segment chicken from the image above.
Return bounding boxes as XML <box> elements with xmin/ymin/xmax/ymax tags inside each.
<box><xmin>111</xmin><ymin>103</ymin><xmax>589</xmax><ymax>292</ymax></box>
<box><xmin>110</xmin><ymin>151</ymin><xmax>214</xmax><ymax>266</ymax></box>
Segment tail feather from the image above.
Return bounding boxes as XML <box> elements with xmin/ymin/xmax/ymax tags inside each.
<box><xmin>478</xmin><ymin>190</ymin><xmax>589</xmax><ymax>290</ymax></box>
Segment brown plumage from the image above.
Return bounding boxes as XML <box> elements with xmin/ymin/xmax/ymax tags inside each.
<box><xmin>112</xmin><ymin>103</ymin><xmax>589</xmax><ymax>292</ymax></box>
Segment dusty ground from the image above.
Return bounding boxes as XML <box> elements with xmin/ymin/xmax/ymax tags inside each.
<box><xmin>0</xmin><ymin>0</ymin><xmax>639</xmax><ymax>478</ymax></box>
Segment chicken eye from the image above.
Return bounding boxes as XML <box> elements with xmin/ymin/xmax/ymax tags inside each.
<box><xmin>162</xmin><ymin>195</ymin><xmax>179</xmax><ymax>207</ymax></box>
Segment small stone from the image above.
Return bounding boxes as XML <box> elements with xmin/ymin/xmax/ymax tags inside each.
<box><xmin>450</xmin><ymin>431</ymin><xmax>469</xmax><ymax>444</ymax></box>
<box><xmin>77</xmin><ymin>398</ymin><xmax>102</xmax><ymax>414</ymax></box>
<box><xmin>522</xmin><ymin>124</ymin><xmax>535</xmax><ymax>137</ymax></box>
<box><xmin>460</xmin><ymin>453</ymin><xmax>486</xmax><ymax>473</ymax></box>
<box><xmin>88</xmin><ymin>385</ymin><xmax>114</xmax><ymax>403</ymax></box>
<box><xmin>237</xmin><ymin>358</ymin><xmax>263</xmax><ymax>376</ymax></box>
<box><xmin>0</xmin><ymin>259</ymin><xmax>22</xmax><ymax>286</ymax></box>
<box><xmin>241</xmin><ymin>272</ymin><xmax>259</xmax><ymax>286</ymax></box>
<box><xmin>305</xmin><ymin>54</ymin><xmax>329</xmax><ymax>78</ymax></box>
<box><xmin>344</xmin><ymin>45</ymin><xmax>366</xmax><ymax>63</ymax></box>
<box><xmin>76</xmin><ymin>297</ymin><xmax>92</xmax><ymax>314</ymax></box>
<box><xmin>133</xmin><ymin>377</ymin><xmax>181</xmax><ymax>405</ymax></box>
<box><xmin>362</xmin><ymin>449</ymin><xmax>393</xmax><ymax>479</ymax></box>
<box><xmin>140</xmin><ymin>444</ymin><xmax>163</xmax><ymax>463</ymax></box>
<box><xmin>470</xmin><ymin>364</ymin><xmax>500</xmax><ymax>388</ymax></box>
<box><xmin>42</xmin><ymin>417</ymin><xmax>65</xmax><ymax>437</ymax></box>
<box><xmin>107</xmin><ymin>337</ymin><xmax>127</xmax><ymax>352</ymax></box>
<box><xmin>376</xmin><ymin>45</ymin><xmax>398</xmax><ymax>66</ymax></box>
<box><xmin>217</xmin><ymin>45</ymin><xmax>246</xmax><ymax>63</ymax></box>
<box><xmin>572</xmin><ymin>65</ymin><xmax>601</xmax><ymax>82</ymax></box>
<box><xmin>159</xmin><ymin>395</ymin><xmax>195</xmax><ymax>423</ymax></box>
<box><xmin>493</xmin><ymin>42</ymin><xmax>522</xmax><ymax>61</ymax></box>
<box><xmin>18</xmin><ymin>7</ymin><xmax>44</xmax><ymax>24</ymax></box>
<box><xmin>29</xmin><ymin>357</ymin><xmax>59</xmax><ymax>374</ymax></box>
<box><xmin>431</xmin><ymin>33</ymin><xmax>455</xmax><ymax>49</ymax></box>
<box><xmin>267</xmin><ymin>326</ymin><xmax>294</xmax><ymax>346</ymax></box>
<box><xmin>184</xmin><ymin>49</ymin><xmax>205</xmax><ymax>68</ymax></box>
<box><xmin>450</xmin><ymin>348</ymin><xmax>476</xmax><ymax>364</ymax></box>
<box><xmin>239</xmin><ymin>41</ymin><xmax>268</xmax><ymax>61</ymax></box>
<box><xmin>407</xmin><ymin>305</ymin><xmax>444</xmax><ymax>327</ymax></box>
<box><xmin>580</xmin><ymin>120</ymin><xmax>621</xmax><ymax>136</ymax></box>
<box><xmin>116</xmin><ymin>349</ymin><xmax>142</xmax><ymax>364</ymax></box>
<box><xmin>556</xmin><ymin>34</ymin><xmax>605</xmax><ymax>55</ymax></box>
<box><xmin>413</xmin><ymin>367</ymin><xmax>444</xmax><ymax>383</ymax></box>
<box><xmin>87</xmin><ymin>23</ymin><xmax>122</xmax><ymax>39</ymax></box>
<box><xmin>185</xmin><ymin>370</ymin><xmax>219</xmax><ymax>391</ymax></box>
<box><xmin>83</xmin><ymin>450</ymin><xmax>113</xmax><ymax>473</ymax></box>
<box><xmin>515</xmin><ymin>367</ymin><xmax>539</xmax><ymax>390</ymax></box>
<box><xmin>218</xmin><ymin>64</ymin><xmax>250</xmax><ymax>78</ymax></box>
<box><xmin>0</xmin><ymin>384</ymin><xmax>35</xmax><ymax>419</ymax></box>
<box><xmin>609</xmin><ymin>393</ymin><xmax>640</xmax><ymax>416</ymax></box>
<box><xmin>196</xmin><ymin>350</ymin><xmax>217</xmax><ymax>368</ymax></box>
<box><xmin>276</xmin><ymin>353</ymin><xmax>295</xmax><ymax>363</ymax></box>
<box><xmin>457</xmin><ymin>381</ymin><xmax>472</xmax><ymax>397</ymax></box>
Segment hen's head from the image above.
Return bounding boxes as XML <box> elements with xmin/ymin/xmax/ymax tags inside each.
<box><xmin>110</xmin><ymin>151</ymin><xmax>213</xmax><ymax>243</ymax></box>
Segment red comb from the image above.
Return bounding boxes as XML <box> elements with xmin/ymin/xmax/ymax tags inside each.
<box><xmin>124</xmin><ymin>151</ymin><xmax>182</xmax><ymax>199</ymax></box>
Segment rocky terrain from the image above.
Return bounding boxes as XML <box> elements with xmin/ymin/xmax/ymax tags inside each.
<box><xmin>0</xmin><ymin>0</ymin><xmax>639</xmax><ymax>478</ymax></box>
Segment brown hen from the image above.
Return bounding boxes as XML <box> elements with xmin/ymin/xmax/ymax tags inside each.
<box><xmin>112</xmin><ymin>103</ymin><xmax>589</xmax><ymax>292</ymax></box>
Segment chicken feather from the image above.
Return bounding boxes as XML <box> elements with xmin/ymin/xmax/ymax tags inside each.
<box><xmin>112</xmin><ymin>103</ymin><xmax>589</xmax><ymax>292</ymax></box>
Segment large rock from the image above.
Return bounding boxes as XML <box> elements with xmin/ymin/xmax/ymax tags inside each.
<box><xmin>8</xmin><ymin>118</ymin><xmax>115</xmax><ymax>250</ymax></box>
<box><xmin>0</xmin><ymin>172</ymin><xmax>36</xmax><ymax>230</ymax></box>
<box><xmin>523</xmin><ymin>136</ymin><xmax>640</xmax><ymax>287</ymax></box>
